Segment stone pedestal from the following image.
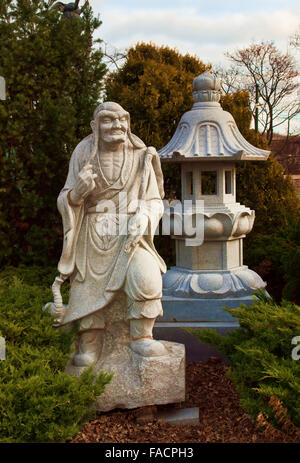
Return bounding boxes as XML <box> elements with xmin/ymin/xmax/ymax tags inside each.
<box><xmin>65</xmin><ymin>296</ymin><xmax>186</xmax><ymax>411</ymax></box>
<box><xmin>160</xmin><ymin>265</ymin><xmax>266</xmax><ymax>327</ymax></box>
<box><xmin>96</xmin><ymin>341</ymin><xmax>185</xmax><ymax>412</ymax></box>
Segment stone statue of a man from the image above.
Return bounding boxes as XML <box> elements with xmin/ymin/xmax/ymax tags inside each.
<box><xmin>53</xmin><ymin>102</ymin><xmax>167</xmax><ymax>367</ymax></box>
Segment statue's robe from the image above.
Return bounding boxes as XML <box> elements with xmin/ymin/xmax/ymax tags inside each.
<box><xmin>57</xmin><ymin>134</ymin><xmax>166</xmax><ymax>325</ymax></box>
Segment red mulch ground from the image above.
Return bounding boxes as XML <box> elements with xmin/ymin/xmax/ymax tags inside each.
<box><xmin>70</xmin><ymin>357</ymin><xmax>300</xmax><ymax>443</ymax></box>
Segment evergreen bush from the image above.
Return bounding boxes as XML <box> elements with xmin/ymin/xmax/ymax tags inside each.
<box><xmin>244</xmin><ymin>218</ymin><xmax>300</xmax><ymax>304</ymax></box>
<box><xmin>189</xmin><ymin>292</ymin><xmax>300</xmax><ymax>430</ymax></box>
<box><xmin>237</xmin><ymin>156</ymin><xmax>300</xmax><ymax>240</ymax></box>
<box><xmin>0</xmin><ymin>1</ymin><xmax>106</xmax><ymax>267</ymax></box>
<box><xmin>0</xmin><ymin>267</ymin><xmax>112</xmax><ymax>443</ymax></box>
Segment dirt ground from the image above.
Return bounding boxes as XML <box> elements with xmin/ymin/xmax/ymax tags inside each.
<box><xmin>70</xmin><ymin>358</ymin><xmax>300</xmax><ymax>443</ymax></box>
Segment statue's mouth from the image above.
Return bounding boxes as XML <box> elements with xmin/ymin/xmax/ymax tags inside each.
<box><xmin>111</xmin><ymin>130</ymin><xmax>125</xmax><ymax>135</ymax></box>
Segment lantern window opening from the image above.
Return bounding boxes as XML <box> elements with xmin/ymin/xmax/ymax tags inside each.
<box><xmin>225</xmin><ymin>170</ymin><xmax>233</xmax><ymax>195</ymax></box>
<box><xmin>200</xmin><ymin>170</ymin><xmax>218</xmax><ymax>196</ymax></box>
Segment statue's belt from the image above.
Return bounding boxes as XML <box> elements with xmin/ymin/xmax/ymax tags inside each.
<box><xmin>86</xmin><ymin>205</ymin><xmax>135</xmax><ymax>215</ymax></box>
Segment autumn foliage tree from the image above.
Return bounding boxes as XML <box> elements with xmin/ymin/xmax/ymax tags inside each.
<box><xmin>0</xmin><ymin>0</ymin><xmax>106</xmax><ymax>266</ymax></box>
<box><xmin>105</xmin><ymin>42</ymin><xmax>209</xmax><ymax>150</ymax></box>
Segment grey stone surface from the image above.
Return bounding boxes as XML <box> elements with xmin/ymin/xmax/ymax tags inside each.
<box><xmin>65</xmin><ymin>299</ymin><xmax>186</xmax><ymax>411</ymax></box>
<box><xmin>160</xmin><ymin>294</ymin><xmax>255</xmax><ymax>325</ymax></box>
<box><xmin>163</xmin><ymin>266</ymin><xmax>266</xmax><ymax>300</ymax></box>
<box><xmin>95</xmin><ymin>340</ymin><xmax>185</xmax><ymax>412</ymax></box>
<box><xmin>157</xmin><ymin>407</ymin><xmax>199</xmax><ymax>426</ymax></box>
<box><xmin>0</xmin><ymin>76</ymin><xmax>5</xmax><ymax>100</ymax></box>
<box><xmin>66</xmin><ymin>339</ymin><xmax>185</xmax><ymax>412</ymax></box>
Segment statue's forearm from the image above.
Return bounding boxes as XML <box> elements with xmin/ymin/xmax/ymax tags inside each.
<box><xmin>67</xmin><ymin>189</ymin><xmax>84</xmax><ymax>207</ymax></box>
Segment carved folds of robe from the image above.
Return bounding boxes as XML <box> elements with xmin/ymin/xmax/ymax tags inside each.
<box><xmin>57</xmin><ymin>134</ymin><xmax>167</xmax><ymax>325</ymax></box>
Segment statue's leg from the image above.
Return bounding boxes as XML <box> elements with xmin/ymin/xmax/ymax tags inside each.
<box><xmin>125</xmin><ymin>247</ymin><xmax>166</xmax><ymax>357</ymax></box>
<box><xmin>129</xmin><ymin>314</ymin><xmax>166</xmax><ymax>357</ymax></box>
<box><xmin>73</xmin><ymin>311</ymin><xmax>105</xmax><ymax>367</ymax></box>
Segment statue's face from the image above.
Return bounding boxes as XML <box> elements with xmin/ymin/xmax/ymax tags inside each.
<box><xmin>98</xmin><ymin>110</ymin><xmax>128</xmax><ymax>145</ymax></box>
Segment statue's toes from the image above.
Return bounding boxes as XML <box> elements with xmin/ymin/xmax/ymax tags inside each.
<box><xmin>130</xmin><ymin>339</ymin><xmax>167</xmax><ymax>357</ymax></box>
<box><xmin>73</xmin><ymin>352</ymin><xmax>97</xmax><ymax>367</ymax></box>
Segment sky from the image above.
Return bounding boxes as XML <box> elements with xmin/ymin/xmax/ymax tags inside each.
<box><xmin>89</xmin><ymin>0</ymin><xmax>300</xmax><ymax>67</ymax></box>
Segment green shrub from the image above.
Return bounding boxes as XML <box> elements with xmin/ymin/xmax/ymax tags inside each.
<box><xmin>237</xmin><ymin>156</ymin><xmax>300</xmax><ymax>240</ymax></box>
<box><xmin>188</xmin><ymin>292</ymin><xmax>300</xmax><ymax>429</ymax></box>
<box><xmin>0</xmin><ymin>267</ymin><xmax>112</xmax><ymax>443</ymax></box>
<box><xmin>244</xmin><ymin>218</ymin><xmax>300</xmax><ymax>304</ymax></box>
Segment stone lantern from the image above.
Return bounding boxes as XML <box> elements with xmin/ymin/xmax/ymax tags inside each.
<box><xmin>158</xmin><ymin>71</ymin><xmax>270</xmax><ymax>327</ymax></box>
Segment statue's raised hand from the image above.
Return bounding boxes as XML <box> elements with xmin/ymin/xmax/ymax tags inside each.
<box><xmin>69</xmin><ymin>164</ymin><xmax>97</xmax><ymax>205</ymax></box>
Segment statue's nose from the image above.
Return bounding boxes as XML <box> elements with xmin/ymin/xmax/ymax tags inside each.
<box><xmin>113</xmin><ymin>119</ymin><xmax>121</xmax><ymax>128</ymax></box>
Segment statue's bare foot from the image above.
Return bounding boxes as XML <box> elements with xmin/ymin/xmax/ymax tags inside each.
<box><xmin>73</xmin><ymin>329</ymin><xmax>103</xmax><ymax>367</ymax></box>
<box><xmin>130</xmin><ymin>338</ymin><xmax>167</xmax><ymax>357</ymax></box>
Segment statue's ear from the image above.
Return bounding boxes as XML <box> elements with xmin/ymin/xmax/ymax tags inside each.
<box><xmin>90</xmin><ymin>120</ymin><xmax>96</xmax><ymax>133</ymax></box>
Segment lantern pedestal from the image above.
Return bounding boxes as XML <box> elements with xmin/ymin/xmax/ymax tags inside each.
<box><xmin>158</xmin><ymin>265</ymin><xmax>265</xmax><ymax>327</ymax></box>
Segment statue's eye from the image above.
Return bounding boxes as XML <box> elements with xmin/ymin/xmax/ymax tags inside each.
<box><xmin>102</xmin><ymin>118</ymin><xmax>112</xmax><ymax>123</ymax></box>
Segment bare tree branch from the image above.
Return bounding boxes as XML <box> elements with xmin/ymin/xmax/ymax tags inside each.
<box><xmin>101</xmin><ymin>41</ymin><xmax>126</xmax><ymax>72</ymax></box>
<box><xmin>224</xmin><ymin>41</ymin><xmax>299</xmax><ymax>144</ymax></box>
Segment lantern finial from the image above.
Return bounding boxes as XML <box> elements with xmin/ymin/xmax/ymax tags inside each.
<box><xmin>193</xmin><ymin>71</ymin><xmax>221</xmax><ymax>103</ymax></box>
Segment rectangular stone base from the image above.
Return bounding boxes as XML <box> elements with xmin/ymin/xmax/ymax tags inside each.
<box><xmin>157</xmin><ymin>407</ymin><xmax>199</xmax><ymax>426</ymax></box>
<box><xmin>158</xmin><ymin>295</ymin><xmax>256</xmax><ymax>327</ymax></box>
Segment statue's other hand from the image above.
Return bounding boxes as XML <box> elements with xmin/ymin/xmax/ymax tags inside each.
<box><xmin>124</xmin><ymin>212</ymin><xmax>149</xmax><ymax>253</ymax></box>
<box><xmin>70</xmin><ymin>164</ymin><xmax>97</xmax><ymax>205</ymax></box>
<box><xmin>128</xmin><ymin>212</ymin><xmax>148</xmax><ymax>237</ymax></box>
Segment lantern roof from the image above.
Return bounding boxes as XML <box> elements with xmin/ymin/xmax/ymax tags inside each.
<box><xmin>158</xmin><ymin>71</ymin><xmax>270</xmax><ymax>162</ymax></box>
